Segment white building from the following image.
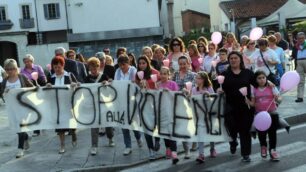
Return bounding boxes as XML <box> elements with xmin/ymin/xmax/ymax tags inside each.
<box><xmin>0</xmin><ymin>0</ymin><xmax>164</xmax><ymax>67</ymax></box>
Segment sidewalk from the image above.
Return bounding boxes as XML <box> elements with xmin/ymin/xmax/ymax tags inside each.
<box><xmin>0</xmin><ymin>89</ymin><xmax>305</xmax><ymax>172</ymax></box>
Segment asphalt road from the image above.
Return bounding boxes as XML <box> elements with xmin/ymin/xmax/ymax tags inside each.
<box><xmin>123</xmin><ymin>123</ymin><xmax>306</xmax><ymax>172</ymax></box>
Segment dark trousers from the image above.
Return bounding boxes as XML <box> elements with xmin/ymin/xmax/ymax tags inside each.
<box><xmin>229</xmin><ymin>129</ymin><xmax>252</xmax><ymax>156</ymax></box>
<box><xmin>18</xmin><ymin>132</ymin><xmax>28</xmax><ymax>149</ymax></box>
<box><xmin>164</xmin><ymin>139</ymin><xmax>177</xmax><ymax>151</ymax></box>
<box><xmin>33</xmin><ymin>130</ymin><xmax>40</xmax><ymax>135</ymax></box>
<box><xmin>144</xmin><ymin>134</ymin><xmax>160</xmax><ymax>149</ymax></box>
<box><xmin>258</xmin><ymin>114</ymin><xmax>279</xmax><ymax>151</ymax></box>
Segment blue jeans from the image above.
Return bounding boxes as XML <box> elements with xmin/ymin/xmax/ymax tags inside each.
<box><xmin>122</xmin><ymin>129</ymin><xmax>141</xmax><ymax>148</ymax></box>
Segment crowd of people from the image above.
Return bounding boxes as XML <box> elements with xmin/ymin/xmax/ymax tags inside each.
<box><xmin>1</xmin><ymin>30</ymin><xmax>306</xmax><ymax>165</ymax></box>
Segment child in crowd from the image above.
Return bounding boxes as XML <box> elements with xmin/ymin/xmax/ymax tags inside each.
<box><xmin>215</xmin><ymin>48</ymin><xmax>229</xmax><ymax>75</ymax></box>
<box><xmin>157</xmin><ymin>66</ymin><xmax>179</xmax><ymax>164</ymax></box>
<box><xmin>246</xmin><ymin>70</ymin><xmax>281</xmax><ymax>161</ymax></box>
<box><xmin>190</xmin><ymin>71</ymin><xmax>216</xmax><ymax>163</ymax></box>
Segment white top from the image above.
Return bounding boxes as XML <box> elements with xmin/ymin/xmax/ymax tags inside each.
<box><xmin>297</xmin><ymin>41</ymin><xmax>306</xmax><ymax>59</ymax></box>
<box><xmin>6</xmin><ymin>79</ymin><xmax>21</xmax><ymax>89</ymax></box>
<box><xmin>251</xmin><ymin>48</ymin><xmax>280</xmax><ymax>75</ymax></box>
<box><xmin>51</xmin><ymin>71</ymin><xmax>70</xmax><ymax>86</ymax></box>
<box><xmin>202</xmin><ymin>54</ymin><xmax>217</xmax><ymax>73</ymax></box>
<box><xmin>114</xmin><ymin>66</ymin><xmax>137</xmax><ymax>81</ymax></box>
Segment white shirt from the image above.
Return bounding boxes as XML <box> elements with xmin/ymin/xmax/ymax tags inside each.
<box><xmin>0</xmin><ymin>66</ymin><xmax>5</xmax><ymax>83</ymax></box>
<box><xmin>251</xmin><ymin>48</ymin><xmax>280</xmax><ymax>75</ymax></box>
<box><xmin>6</xmin><ymin>79</ymin><xmax>21</xmax><ymax>89</ymax></box>
<box><xmin>51</xmin><ymin>71</ymin><xmax>70</xmax><ymax>86</ymax></box>
<box><xmin>114</xmin><ymin>66</ymin><xmax>137</xmax><ymax>81</ymax></box>
<box><xmin>297</xmin><ymin>41</ymin><xmax>306</xmax><ymax>59</ymax></box>
<box><xmin>202</xmin><ymin>54</ymin><xmax>217</xmax><ymax>73</ymax></box>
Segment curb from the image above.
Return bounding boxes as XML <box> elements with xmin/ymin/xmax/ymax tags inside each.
<box><xmin>70</xmin><ymin>113</ymin><xmax>306</xmax><ymax>172</ymax></box>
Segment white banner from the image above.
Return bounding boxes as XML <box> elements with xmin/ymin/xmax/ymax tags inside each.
<box><xmin>5</xmin><ymin>81</ymin><xmax>230</xmax><ymax>142</ymax></box>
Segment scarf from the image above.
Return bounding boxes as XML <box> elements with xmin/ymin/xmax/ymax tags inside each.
<box><xmin>296</xmin><ymin>41</ymin><xmax>306</xmax><ymax>51</ymax></box>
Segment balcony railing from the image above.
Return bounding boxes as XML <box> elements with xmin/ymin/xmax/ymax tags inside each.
<box><xmin>0</xmin><ymin>20</ymin><xmax>13</xmax><ymax>30</ymax></box>
<box><xmin>19</xmin><ymin>18</ymin><xmax>35</xmax><ymax>29</ymax></box>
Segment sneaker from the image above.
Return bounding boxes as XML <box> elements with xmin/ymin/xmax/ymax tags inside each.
<box><xmin>295</xmin><ymin>98</ymin><xmax>303</xmax><ymax>103</ymax></box>
<box><xmin>154</xmin><ymin>141</ymin><xmax>160</xmax><ymax>152</ymax></box>
<box><xmin>59</xmin><ymin>147</ymin><xmax>65</xmax><ymax>154</ymax></box>
<box><xmin>172</xmin><ymin>152</ymin><xmax>179</xmax><ymax>165</ymax></box>
<box><xmin>90</xmin><ymin>147</ymin><xmax>97</xmax><ymax>155</ymax></box>
<box><xmin>261</xmin><ymin>146</ymin><xmax>267</xmax><ymax>158</ymax></box>
<box><xmin>270</xmin><ymin>149</ymin><xmax>280</xmax><ymax>161</ymax></box>
<box><xmin>149</xmin><ymin>149</ymin><xmax>156</xmax><ymax>160</ymax></box>
<box><xmin>210</xmin><ymin>148</ymin><xmax>217</xmax><ymax>158</ymax></box>
<box><xmin>32</xmin><ymin>133</ymin><xmax>40</xmax><ymax>137</ymax></box>
<box><xmin>16</xmin><ymin>149</ymin><xmax>24</xmax><ymax>158</ymax></box>
<box><xmin>230</xmin><ymin>141</ymin><xmax>238</xmax><ymax>154</ymax></box>
<box><xmin>242</xmin><ymin>156</ymin><xmax>251</xmax><ymax>162</ymax></box>
<box><xmin>137</xmin><ymin>139</ymin><xmax>143</xmax><ymax>148</ymax></box>
<box><xmin>165</xmin><ymin>148</ymin><xmax>171</xmax><ymax>159</ymax></box>
<box><xmin>196</xmin><ymin>154</ymin><xmax>205</xmax><ymax>163</ymax></box>
<box><xmin>123</xmin><ymin>148</ymin><xmax>132</xmax><ymax>156</ymax></box>
<box><xmin>184</xmin><ymin>149</ymin><xmax>191</xmax><ymax>159</ymax></box>
<box><xmin>109</xmin><ymin>139</ymin><xmax>115</xmax><ymax>147</ymax></box>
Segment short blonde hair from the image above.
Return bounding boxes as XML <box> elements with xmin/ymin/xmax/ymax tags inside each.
<box><xmin>154</xmin><ymin>46</ymin><xmax>166</xmax><ymax>55</ymax></box>
<box><xmin>87</xmin><ymin>57</ymin><xmax>100</xmax><ymax>68</ymax></box>
<box><xmin>4</xmin><ymin>59</ymin><xmax>19</xmax><ymax>72</ymax></box>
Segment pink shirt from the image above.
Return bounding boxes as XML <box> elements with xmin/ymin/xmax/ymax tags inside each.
<box><xmin>158</xmin><ymin>80</ymin><xmax>179</xmax><ymax>91</ymax></box>
<box><xmin>192</xmin><ymin>86</ymin><xmax>214</xmax><ymax>95</ymax></box>
<box><xmin>252</xmin><ymin>86</ymin><xmax>279</xmax><ymax>112</ymax></box>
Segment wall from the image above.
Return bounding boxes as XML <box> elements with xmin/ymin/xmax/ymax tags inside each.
<box><xmin>0</xmin><ymin>0</ymin><xmax>36</xmax><ymax>33</ymax></box>
<box><xmin>67</xmin><ymin>0</ymin><xmax>160</xmax><ymax>34</ymax></box>
<box><xmin>173</xmin><ymin>0</ymin><xmax>209</xmax><ymax>36</ymax></box>
<box><xmin>181</xmin><ymin>10</ymin><xmax>210</xmax><ymax>33</ymax></box>
<box><xmin>26</xmin><ymin>42</ymin><xmax>69</xmax><ymax>67</ymax></box>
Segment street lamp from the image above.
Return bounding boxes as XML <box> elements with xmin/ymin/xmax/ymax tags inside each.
<box><xmin>229</xmin><ymin>9</ymin><xmax>236</xmax><ymax>34</ymax></box>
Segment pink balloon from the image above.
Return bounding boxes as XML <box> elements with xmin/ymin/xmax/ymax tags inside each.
<box><xmin>137</xmin><ymin>71</ymin><xmax>144</xmax><ymax>80</ymax></box>
<box><xmin>163</xmin><ymin>59</ymin><xmax>170</xmax><ymax>67</ymax></box>
<box><xmin>46</xmin><ymin>64</ymin><xmax>52</xmax><ymax>71</ymax></box>
<box><xmin>211</xmin><ymin>60</ymin><xmax>218</xmax><ymax>68</ymax></box>
<box><xmin>185</xmin><ymin>82</ymin><xmax>192</xmax><ymax>91</ymax></box>
<box><xmin>211</xmin><ymin>32</ymin><xmax>222</xmax><ymax>45</ymax></box>
<box><xmin>249</xmin><ymin>27</ymin><xmax>263</xmax><ymax>41</ymax></box>
<box><xmin>217</xmin><ymin>75</ymin><xmax>225</xmax><ymax>84</ymax></box>
<box><xmin>254</xmin><ymin>111</ymin><xmax>272</xmax><ymax>131</ymax></box>
<box><xmin>239</xmin><ymin>87</ymin><xmax>247</xmax><ymax>96</ymax></box>
<box><xmin>31</xmin><ymin>72</ymin><xmax>38</xmax><ymax>80</ymax></box>
<box><xmin>280</xmin><ymin>71</ymin><xmax>300</xmax><ymax>93</ymax></box>
<box><xmin>150</xmin><ymin>74</ymin><xmax>157</xmax><ymax>82</ymax></box>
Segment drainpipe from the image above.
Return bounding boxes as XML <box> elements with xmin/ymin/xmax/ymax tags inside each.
<box><xmin>34</xmin><ymin>0</ymin><xmax>42</xmax><ymax>44</ymax></box>
<box><xmin>167</xmin><ymin>0</ymin><xmax>175</xmax><ymax>38</ymax></box>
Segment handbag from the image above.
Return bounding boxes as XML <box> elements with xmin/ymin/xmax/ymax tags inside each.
<box><xmin>259</xmin><ymin>51</ymin><xmax>280</xmax><ymax>86</ymax></box>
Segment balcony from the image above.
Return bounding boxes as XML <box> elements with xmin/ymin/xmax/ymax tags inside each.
<box><xmin>19</xmin><ymin>18</ymin><xmax>35</xmax><ymax>29</ymax></box>
<box><xmin>0</xmin><ymin>20</ymin><xmax>13</xmax><ymax>30</ymax></box>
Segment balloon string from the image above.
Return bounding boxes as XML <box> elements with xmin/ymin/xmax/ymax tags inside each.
<box><xmin>265</xmin><ymin>99</ymin><xmax>275</xmax><ymax>112</ymax></box>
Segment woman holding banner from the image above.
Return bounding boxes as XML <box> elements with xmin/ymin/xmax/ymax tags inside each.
<box><xmin>172</xmin><ymin>55</ymin><xmax>196</xmax><ymax>159</ymax></box>
<box><xmin>220</xmin><ymin>51</ymin><xmax>255</xmax><ymax>162</ymax></box>
<box><xmin>47</xmin><ymin>56</ymin><xmax>78</xmax><ymax>154</ymax></box>
<box><xmin>135</xmin><ymin>55</ymin><xmax>160</xmax><ymax>160</ymax></box>
<box><xmin>114</xmin><ymin>54</ymin><xmax>143</xmax><ymax>156</ymax></box>
<box><xmin>1</xmin><ymin>59</ymin><xmax>34</xmax><ymax>158</ymax></box>
<box><xmin>84</xmin><ymin>57</ymin><xmax>115</xmax><ymax>156</ymax></box>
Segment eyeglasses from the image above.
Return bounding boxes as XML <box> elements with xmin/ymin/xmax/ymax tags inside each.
<box><xmin>172</xmin><ymin>44</ymin><xmax>180</xmax><ymax>47</ymax></box>
<box><xmin>208</xmin><ymin>47</ymin><xmax>215</xmax><ymax>50</ymax></box>
<box><xmin>198</xmin><ymin>46</ymin><xmax>204</xmax><ymax>48</ymax></box>
<box><xmin>248</xmin><ymin>42</ymin><xmax>255</xmax><ymax>45</ymax></box>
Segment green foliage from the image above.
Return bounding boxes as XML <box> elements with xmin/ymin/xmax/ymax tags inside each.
<box><xmin>182</xmin><ymin>28</ymin><xmax>211</xmax><ymax>46</ymax></box>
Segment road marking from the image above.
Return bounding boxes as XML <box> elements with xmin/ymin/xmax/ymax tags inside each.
<box><xmin>283</xmin><ymin>164</ymin><xmax>306</xmax><ymax>172</ymax></box>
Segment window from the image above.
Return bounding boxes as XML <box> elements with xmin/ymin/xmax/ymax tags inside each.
<box><xmin>0</xmin><ymin>6</ymin><xmax>6</xmax><ymax>21</ymax></box>
<box><xmin>44</xmin><ymin>3</ymin><xmax>60</xmax><ymax>19</ymax></box>
<box><xmin>21</xmin><ymin>5</ymin><xmax>31</xmax><ymax>19</ymax></box>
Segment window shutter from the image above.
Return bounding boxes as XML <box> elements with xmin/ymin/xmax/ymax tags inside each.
<box><xmin>55</xmin><ymin>3</ymin><xmax>60</xmax><ymax>18</ymax></box>
<box><xmin>43</xmin><ymin>4</ymin><xmax>49</xmax><ymax>19</ymax></box>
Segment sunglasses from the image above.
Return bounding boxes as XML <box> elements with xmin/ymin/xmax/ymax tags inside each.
<box><xmin>248</xmin><ymin>42</ymin><xmax>255</xmax><ymax>45</ymax></box>
<box><xmin>172</xmin><ymin>44</ymin><xmax>180</xmax><ymax>47</ymax></box>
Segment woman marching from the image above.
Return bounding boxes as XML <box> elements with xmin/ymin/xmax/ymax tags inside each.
<box><xmin>219</xmin><ymin>51</ymin><xmax>255</xmax><ymax>162</ymax></box>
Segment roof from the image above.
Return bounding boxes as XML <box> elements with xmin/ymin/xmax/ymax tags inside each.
<box><xmin>220</xmin><ymin>0</ymin><xmax>288</xmax><ymax>19</ymax></box>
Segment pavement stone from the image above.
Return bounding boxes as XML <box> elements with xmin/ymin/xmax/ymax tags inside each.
<box><xmin>0</xmin><ymin>87</ymin><xmax>306</xmax><ymax>172</ymax></box>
